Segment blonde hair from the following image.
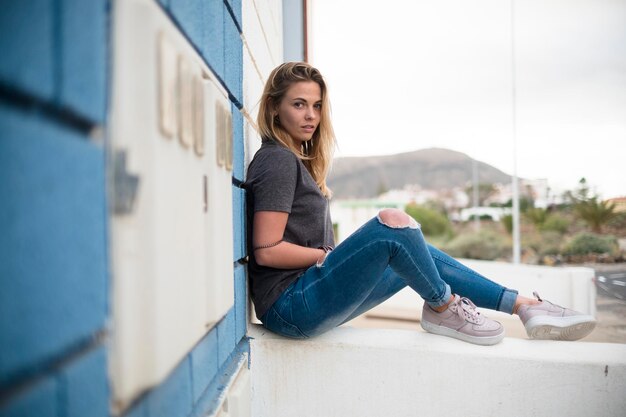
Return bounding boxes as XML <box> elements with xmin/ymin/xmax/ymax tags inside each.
<box><xmin>257</xmin><ymin>62</ymin><xmax>336</xmax><ymax>198</ymax></box>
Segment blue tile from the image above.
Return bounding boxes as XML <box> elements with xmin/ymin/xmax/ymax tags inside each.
<box><xmin>147</xmin><ymin>358</ymin><xmax>193</xmax><ymax>417</ymax></box>
<box><xmin>190</xmin><ymin>329</ymin><xmax>219</xmax><ymax>404</ymax></box>
<box><xmin>170</xmin><ymin>0</ymin><xmax>203</xmax><ymax>52</ymax></box>
<box><xmin>203</xmin><ymin>0</ymin><xmax>225</xmax><ymax>80</ymax></box>
<box><xmin>234</xmin><ymin>264</ymin><xmax>247</xmax><ymax>342</ymax></box>
<box><xmin>0</xmin><ymin>377</ymin><xmax>57</xmax><ymax>417</ymax></box>
<box><xmin>0</xmin><ymin>105</ymin><xmax>107</xmax><ymax>383</ymax></box>
<box><xmin>223</xmin><ymin>7</ymin><xmax>242</xmax><ymax>106</ymax></box>
<box><xmin>231</xmin><ymin>103</ymin><xmax>244</xmax><ymax>181</ymax></box>
<box><xmin>216</xmin><ymin>308</ymin><xmax>236</xmax><ymax>367</ymax></box>
<box><xmin>224</xmin><ymin>0</ymin><xmax>241</xmax><ymax>31</ymax></box>
<box><xmin>59</xmin><ymin>346</ymin><xmax>109</xmax><ymax>417</ymax></box>
<box><xmin>122</xmin><ymin>402</ymin><xmax>147</xmax><ymax>417</ymax></box>
<box><xmin>232</xmin><ymin>185</ymin><xmax>245</xmax><ymax>262</ymax></box>
<box><xmin>58</xmin><ymin>0</ymin><xmax>107</xmax><ymax>124</ymax></box>
<box><xmin>0</xmin><ymin>0</ymin><xmax>55</xmax><ymax>99</ymax></box>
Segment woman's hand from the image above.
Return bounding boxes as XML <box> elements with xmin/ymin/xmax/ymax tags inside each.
<box><xmin>253</xmin><ymin>211</ymin><xmax>325</xmax><ymax>269</ymax></box>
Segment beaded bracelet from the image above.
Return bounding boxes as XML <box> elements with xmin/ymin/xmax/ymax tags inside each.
<box><xmin>253</xmin><ymin>239</ymin><xmax>282</xmax><ymax>251</ymax></box>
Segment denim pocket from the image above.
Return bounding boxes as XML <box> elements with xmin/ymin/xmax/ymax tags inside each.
<box><xmin>263</xmin><ymin>307</ymin><xmax>308</xmax><ymax>339</ymax></box>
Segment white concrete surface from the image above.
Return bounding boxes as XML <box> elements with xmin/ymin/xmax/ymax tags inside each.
<box><xmin>249</xmin><ymin>324</ymin><xmax>626</xmax><ymax>417</ymax></box>
<box><xmin>364</xmin><ymin>260</ymin><xmax>596</xmax><ymax>334</ymax></box>
<box><xmin>242</xmin><ymin>0</ymin><xmax>284</xmax><ymax>164</ymax></box>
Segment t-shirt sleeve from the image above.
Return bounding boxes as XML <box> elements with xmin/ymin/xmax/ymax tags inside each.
<box><xmin>249</xmin><ymin>149</ymin><xmax>298</xmax><ymax>213</ymax></box>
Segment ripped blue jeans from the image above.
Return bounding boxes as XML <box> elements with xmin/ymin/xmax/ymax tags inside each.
<box><xmin>261</xmin><ymin>214</ymin><xmax>519</xmax><ymax>339</ymax></box>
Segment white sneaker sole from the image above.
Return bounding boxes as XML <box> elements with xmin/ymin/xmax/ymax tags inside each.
<box><xmin>524</xmin><ymin>315</ymin><xmax>597</xmax><ymax>341</ymax></box>
<box><xmin>421</xmin><ymin>319</ymin><xmax>505</xmax><ymax>346</ymax></box>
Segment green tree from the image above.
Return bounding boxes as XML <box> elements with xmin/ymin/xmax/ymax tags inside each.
<box><xmin>464</xmin><ymin>183</ymin><xmax>497</xmax><ymax>206</ymax></box>
<box><xmin>566</xmin><ymin>177</ymin><xmax>618</xmax><ymax>233</ymax></box>
<box><xmin>574</xmin><ymin>197</ymin><xmax>619</xmax><ymax>233</ymax></box>
<box><xmin>504</xmin><ymin>196</ymin><xmax>534</xmax><ymax>212</ymax></box>
<box><xmin>405</xmin><ymin>203</ymin><xmax>452</xmax><ymax>237</ymax></box>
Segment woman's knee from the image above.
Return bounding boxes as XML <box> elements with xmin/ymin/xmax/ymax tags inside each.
<box><xmin>377</xmin><ymin>208</ymin><xmax>420</xmax><ymax>229</ymax></box>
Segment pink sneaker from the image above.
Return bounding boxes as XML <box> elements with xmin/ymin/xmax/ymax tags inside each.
<box><xmin>421</xmin><ymin>295</ymin><xmax>504</xmax><ymax>346</ymax></box>
<box><xmin>517</xmin><ymin>292</ymin><xmax>596</xmax><ymax>341</ymax></box>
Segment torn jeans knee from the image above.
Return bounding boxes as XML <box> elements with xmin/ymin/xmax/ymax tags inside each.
<box><xmin>376</xmin><ymin>209</ymin><xmax>421</xmax><ymax>230</ymax></box>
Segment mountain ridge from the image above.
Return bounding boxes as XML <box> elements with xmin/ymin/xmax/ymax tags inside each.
<box><xmin>327</xmin><ymin>147</ymin><xmax>512</xmax><ymax>199</ymax></box>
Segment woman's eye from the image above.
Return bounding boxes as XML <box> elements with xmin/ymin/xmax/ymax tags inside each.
<box><xmin>294</xmin><ymin>102</ymin><xmax>303</xmax><ymax>108</ymax></box>
<box><xmin>314</xmin><ymin>103</ymin><xmax>322</xmax><ymax>110</ymax></box>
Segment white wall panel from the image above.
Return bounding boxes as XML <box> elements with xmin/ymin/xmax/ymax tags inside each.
<box><xmin>242</xmin><ymin>0</ymin><xmax>283</xmax><ymax>168</ymax></box>
<box><xmin>109</xmin><ymin>0</ymin><xmax>234</xmax><ymax>408</ymax></box>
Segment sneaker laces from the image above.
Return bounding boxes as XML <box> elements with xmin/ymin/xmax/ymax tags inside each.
<box><xmin>450</xmin><ymin>297</ymin><xmax>484</xmax><ymax>325</ymax></box>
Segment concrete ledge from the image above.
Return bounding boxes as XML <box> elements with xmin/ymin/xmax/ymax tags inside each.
<box><xmin>359</xmin><ymin>260</ymin><xmax>596</xmax><ymax>339</ymax></box>
<box><xmin>249</xmin><ymin>324</ymin><xmax>626</xmax><ymax>417</ymax></box>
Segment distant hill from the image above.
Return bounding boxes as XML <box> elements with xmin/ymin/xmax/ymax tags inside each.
<box><xmin>327</xmin><ymin>148</ymin><xmax>512</xmax><ymax>199</ymax></box>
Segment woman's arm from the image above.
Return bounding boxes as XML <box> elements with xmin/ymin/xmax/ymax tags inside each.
<box><xmin>253</xmin><ymin>211</ymin><xmax>325</xmax><ymax>269</ymax></box>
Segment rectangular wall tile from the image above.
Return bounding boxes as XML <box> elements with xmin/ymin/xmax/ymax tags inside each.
<box><xmin>58</xmin><ymin>0</ymin><xmax>107</xmax><ymax>124</ymax></box>
<box><xmin>232</xmin><ymin>185</ymin><xmax>246</xmax><ymax>262</ymax></box>
<box><xmin>170</xmin><ymin>0</ymin><xmax>203</xmax><ymax>52</ymax></box>
<box><xmin>190</xmin><ymin>329</ymin><xmax>219</xmax><ymax>404</ymax></box>
<box><xmin>232</xmin><ymin>104</ymin><xmax>245</xmax><ymax>181</ymax></box>
<box><xmin>147</xmin><ymin>358</ymin><xmax>193</xmax><ymax>417</ymax></box>
<box><xmin>0</xmin><ymin>0</ymin><xmax>55</xmax><ymax>100</ymax></box>
<box><xmin>122</xmin><ymin>402</ymin><xmax>148</xmax><ymax>417</ymax></box>
<box><xmin>217</xmin><ymin>308</ymin><xmax>236</xmax><ymax>367</ymax></box>
<box><xmin>0</xmin><ymin>377</ymin><xmax>57</xmax><ymax>417</ymax></box>
<box><xmin>203</xmin><ymin>0</ymin><xmax>225</xmax><ymax>81</ymax></box>
<box><xmin>60</xmin><ymin>346</ymin><xmax>109</xmax><ymax>417</ymax></box>
<box><xmin>0</xmin><ymin>105</ymin><xmax>107</xmax><ymax>383</ymax></box>
<box><xmin>224</xmin><ymin>7</ymin><xmax>243</xmax><ymax>106</ymax></box>
<box><xmin>234</xmin><ymin>264</ymin><xmax>247</xmax><ymax>342</ymax></box>
<box><xmin>225</xmin><ymin>0</ymin><xmax>242</xmax><ymax>30</ymax></box>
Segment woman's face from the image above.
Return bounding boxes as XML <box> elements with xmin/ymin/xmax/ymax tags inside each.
<box><xmin>275</xmin><ymin>81</ymin><xmax>322</xmax><ymax>144</ymax></box>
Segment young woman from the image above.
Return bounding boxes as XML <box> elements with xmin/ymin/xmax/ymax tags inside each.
<box><xmin>244</xmin><ymin>62</ymin><xmax>596</xmax><ymax>345</ymax></box>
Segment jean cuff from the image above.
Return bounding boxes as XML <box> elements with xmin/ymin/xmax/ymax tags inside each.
<box><xmin>499</xmin><ymin>289</ymin><xmax>519</xmax><ymax>314</ymax></box>
<box><xmin>427</xmin><ymin>283</ymin><xmax>452</xmax><ymax>308</ymax></box>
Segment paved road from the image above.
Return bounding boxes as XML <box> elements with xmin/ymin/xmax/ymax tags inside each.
<box><xmin>586</xmin><ymin>264</ymin><xmax>626</xmax><ymax>344</ymax></box>
<box><xmin>593</xmin><ymin>264</ymin><xmax>626</xmax><ymax>301</ymax></box>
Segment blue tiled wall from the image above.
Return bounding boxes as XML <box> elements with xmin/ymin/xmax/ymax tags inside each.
<box><xmin>0</xmin><ymin>0</ymin><xmax>55</xmax><ymax>100</ymax></box>
<box><xmin>0</xmin><ymin>347</ymin><xmax>109</xmax><ymax>417</ymax></box>
<box><xmin>58</xmin><ymin>0</ymin><xmax>108</xmax><ymax>124</ymax></box>
<box><xmin>0</xmin><ymin>0</ymin><xmax>247</xmax><ymax>416</ymax></box>
<box><xmin>0</xmin><ymin>105</ymin><xmax>107</xmax><ymax>385</ymax></box>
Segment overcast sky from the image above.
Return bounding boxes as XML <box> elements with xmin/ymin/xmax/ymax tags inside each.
<box><xmin>309</xmin><ymin>0</ymin><xmax>626</xmax><ymax>199</ymax></box>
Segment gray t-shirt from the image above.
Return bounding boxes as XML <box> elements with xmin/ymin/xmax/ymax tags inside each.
<box><xmin>245</xmin><ymin>139</ymin><xmax>334</xmax><ymax>318</ymax></box>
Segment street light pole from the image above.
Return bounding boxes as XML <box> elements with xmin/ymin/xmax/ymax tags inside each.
<box><xmin>511</xmin><ymin>0</ymin><xmax>521</xmax><ymax>264</ymax></box>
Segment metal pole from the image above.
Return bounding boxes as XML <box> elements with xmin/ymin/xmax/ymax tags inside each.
<box><xmin>511</xmin><ymin>0</ymin><xmax>521</xmax><ymax>264</ymax></box>
<box><xmin>472</xmin><ymin>158</ymin><xmax>480</xmax><ymax>231</ymax></box>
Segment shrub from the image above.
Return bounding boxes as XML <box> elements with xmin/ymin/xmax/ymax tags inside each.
<box><xmin>607</xmin><ymin>212</ymin><xmax>626</xmax><ymax>231</ymax></box>
<box><xmin>443</xmin><ymin>230</ymin><xmax>511</xmax><ymax>260</ymax></box>
<box><xmin>539</xmin><ymin>214</ymin><xmax>570</xmax><ymax>234</ymax></box>
<box><xmin>562</xmin><ymin>232</ymin><xmax>618</xmax><ymax>256</ymax></box>
<box><xmin>501</xmin><ymin>214</ymin><xmax>513</xmax><ymax>234</ymax></box>
<box><xmin>525</xmin><ymin>231</ymin><xmax>562</xmax><ymax>256</ymax></box>
<box><xmin>525</xmin><ymin>208</ymin><xmax>548</xmax><ymax>228</ymax></box>
<box><xmin>405</xmin><ymin>204</ymin><xmax>452</xmax><ymax>237</ymax></box>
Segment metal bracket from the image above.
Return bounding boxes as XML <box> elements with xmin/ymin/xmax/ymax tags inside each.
<box><xmin>113</xmin><ymin>150</ymin><xmax>140</xmax><ymax>215</ymax></box>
